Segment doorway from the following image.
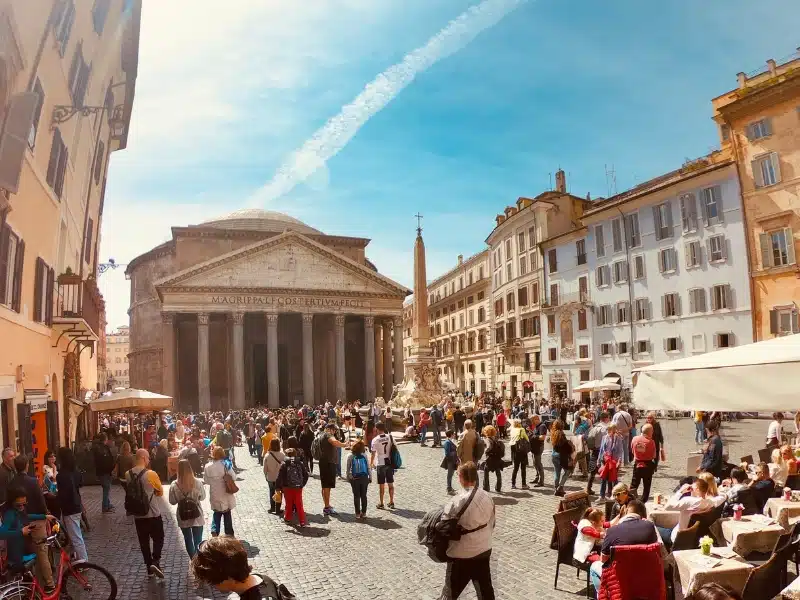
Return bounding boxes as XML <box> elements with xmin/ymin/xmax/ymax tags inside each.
<box><xmin>278</xmin><ymin>343</ymin><xmax>289</xmax><ymax>406</ymax></box>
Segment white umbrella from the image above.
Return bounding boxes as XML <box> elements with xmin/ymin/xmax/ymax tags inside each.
<box><xmin>632</xmin><ymin>334</ymin><xmax>800</xmax><ymax>410</ymax></box>
<box><xmin>88</xmin><ymin>388</ymin><xmax>173</xmax><ymax>413</ymax></box>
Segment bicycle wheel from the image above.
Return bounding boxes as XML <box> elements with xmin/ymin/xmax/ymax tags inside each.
<box><xmin>62</xmin><ymin>563</ymin><xmax>117</xmax><ymax>600</ymax></box>
<box><xmin>0</xmin><ymin>582</ymin><xmax>42</xmax><ymax>600</ymax></box>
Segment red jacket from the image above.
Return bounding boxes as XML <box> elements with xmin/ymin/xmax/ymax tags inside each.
<box><xmin>598</xmin><ymin>543</ymin><xmax>665</xmax><ymax>600</ymax></box>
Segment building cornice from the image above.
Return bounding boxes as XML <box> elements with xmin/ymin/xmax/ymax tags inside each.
<box><xmin>126</xmin><ymin>240</ymin><xmax>175</xmax><ymax>275</ymax></box>
<box><xmin>171</xmin><ymin>226</ymin><xmax>371</xmax><ymax>248</ymax></box>
<box><xmin>540</xmin><ymin>226</ymin><xmax>588</xmax><ymax>249</ymax></box>
<box><xmin>158</xmin><ymin>286</ymin><xmax>404</xmax><ymax>300</ymax></box>
<box><xmin>428</xmin><ymin>278</ymin><xmax>490</xmax><ymax>312</ymax></box>
<box><xmin>716</xmin><ymin>68</ymin><xmax>800</xmax><ymax>121</ymax></box>
<box><xmin>428</xmin><ymin>248</ymin><xmax>489</xmax><ymax>288</ymax></box>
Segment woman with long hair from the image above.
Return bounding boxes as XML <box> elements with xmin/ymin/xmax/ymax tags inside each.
<box><xmin>550</xmin><ymin>420</ymin><xmax>574</xmax><ymax>497</ymax></box>
<box><xmin>204</xmin><ymin>446</ymin><xmax>236</xmax><ymax>537</ymax></box>
<box><xmin>56</xmin><ymin>447</ymin><xmax>88</xmax><ymax>563</ymax></box>
<box><xmin>116</xmin><ymin>441</ymin><xmax>135</xmax><ymax>488</ymax></box>
<box><xmin>42</xmin><ymin>450</ymin><xmax>58</xmax><ymax>494</ymax></box>
<box><xmin>169</xmin><ymin>459</ymin><xmax>206</xmax><ymax>557</ymax></box>
<box><xmin>481</xmin><ymin>425</ymin><xmax>506</xmax><ymax>493</ymax></box>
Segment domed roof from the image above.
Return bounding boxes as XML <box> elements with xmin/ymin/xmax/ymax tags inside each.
<box><xmin>200</xmin><ymin>209</ymin><xmax>322</xmax><ymax>235</ymax></box>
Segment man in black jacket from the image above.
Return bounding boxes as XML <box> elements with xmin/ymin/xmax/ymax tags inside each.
<box><xmin>93</xmin><ymin>433</ymin><xmax>116</xmax><ymax>513</ymax></box>
<box><xmin>430</xmin><ymin>406</ymin><xmax>443</xmax><ymax>447</ymax></box>
<box><xmin>0</xmin><ymin>447</ymin><xmax>16</xmax><ymax>502</ymax></box>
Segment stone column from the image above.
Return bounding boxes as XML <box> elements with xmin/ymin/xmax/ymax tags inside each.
<box><xmin>364</xmin><ymin>316</ymin><xmax>376</xmax><ymax>401</ymax></box>
<box><xmin>334</xmin><ymin>315</ymin><xmax>346</xmax><ymax>401</ymax></box>
<box><xmin>374</xmin><ymin>321</ymin><xmax>383</xmax><ymax>398</ymax></box>
<box><xmin>393</xmin><ymin>316</ymin><xmax>403</xmax><ymax>384</ymax></box>
<box><xmin>161</xmin><ymin>312</ymin><xmax>176</xmax><ymax>399</ymax></box>
<box><xmin>231</xmin><ymin>312</ymin><xmax>245</xmax><ymax>409</ymax></box>
<box><xmin>197</xmin><ymin>313</ymin><xmax>211</xmax><ymax>412</ymax></box>
<box><xmin>266</xmin><ymin>314</ymin><xmax>279</xmax><ymax>408</ymax></box>
<box><xmin>382</xmin><ymin>320</ymin><xmax>393</xmax><ymax>400</ymax></box>
<box><xmin>302</xmin><ymin>313</ymin><xmax>315</xmax><ymax>405</ymax></box>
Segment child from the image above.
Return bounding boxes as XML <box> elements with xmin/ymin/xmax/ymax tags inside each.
<box><xmin>573</xmin><ymin>507</ymin><xmax>605</xmax><ymax>563</ymax></box>
<box><xmin>276</xmin><ymin>448</ymin><xmax>309</xmax><ymax>527</ymax></box>
<box><xmin>442</xmin><ymin>430</ymin><xmax>459</xmax><ymax>495</ymax></box>
<box><xmin>0</xmin><ymin>486</ymin><xmax>56</xmax><ymax>583</ymax></box>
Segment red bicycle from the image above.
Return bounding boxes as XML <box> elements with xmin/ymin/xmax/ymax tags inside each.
<box><xmin>0</xmin><ymin>520</ymin><xmax>117</xmax><ymax>599</ymax></box>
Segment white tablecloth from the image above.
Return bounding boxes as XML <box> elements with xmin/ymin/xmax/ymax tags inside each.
<box><xmin>764</xmin><ymin>497</ymin><xmax>800</xmax><ymax>530</ymax></box>
<box><xmin>646</xmin><ymin>501</ymin><xmax>680</xmax><ymax>529</ymax></box>
<box><xmin>720</xmin><ymin>516</ymin><xmax>784</xmax><ymax>556</ymax></box>
<box><xmin>673</xmin><ymin>549</ymin><xmax>753</xmax><ymax>596</ymax></box>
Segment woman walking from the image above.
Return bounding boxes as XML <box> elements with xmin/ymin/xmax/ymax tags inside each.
<box><xmin>442</xmin><ymin>429</ymin><xmax>459</xmax><ymax>494</ymax></box>
<box><xmin>277</xmin><ymin>448</ymin><xmax>309</xmax><ymax>527</ymax></box>
<box><xmin>204</xmin><ymin>447</ymin><xmax>237</xmax><ymax>537</ymax></box>
<box><xmin>550</xmin><ymin>420</ymin><xmax>574</xmax><ymax>497</ymax></box>
<box><xmin>116</xmin><ymin>441</ymin><xmax>135</xmax><ymax>490</ymax></box>
<box><xmin>56</xmin><ymin>447</ymin><xmax>88</xmax><ymax>563</ymax></box>
<box><xmin>345</xmin><ymin>440</ymin><xmax>371</xmax><ymax>519</ymax></box>
<box><xmin>169</xmin><ymin>459</ymin><xmax>206</xmax><ymax>557</ymax></box>
<box><xmin>263</xmin><ymin>439</ymin><xmax>285</xmax><ymax>515</ymax></box>
<box><xmin>509</xmin><ymin>419</ymin><xmax>530</xmax><ymax>490</ymax></box>
<box><xmin>597</xmin><ymin>423</ymin><xmax>624</xmax><ymax>500</ymax></box>
<box><xmin>481</xmin><ymin>425</ymin><xmax>506</xmax><ymax>493</ymax></box>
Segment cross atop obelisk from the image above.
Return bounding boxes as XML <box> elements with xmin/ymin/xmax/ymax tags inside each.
<box><xmin>415</xmin><ymin>212</ymin><xmax>423</xmax><ymax>237</ymax></box>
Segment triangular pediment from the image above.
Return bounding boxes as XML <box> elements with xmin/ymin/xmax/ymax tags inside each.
<box><xmin>155</xmin><ymin>231</ymin><xmax>409</xmax><ymax>297</ymax></box>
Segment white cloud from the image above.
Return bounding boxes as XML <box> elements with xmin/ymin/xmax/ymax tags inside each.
<box><xmin>249</xmin><ymin>0</ymin><xmax>529</xmax><ymax>207</ymax></box>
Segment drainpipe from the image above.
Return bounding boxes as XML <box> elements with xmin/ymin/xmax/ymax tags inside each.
<box><xmin>616</xmin><ymin>207</ymin><xmax>636</xmax><ymax>374</ymax></box>
<box><xmin>724</xmin><ymin>118</ymin><xmax>759</xmax><ymax>342</ymax></box>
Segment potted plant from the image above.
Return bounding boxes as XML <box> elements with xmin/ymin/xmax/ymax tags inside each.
<box><xmin>699</xmin><ymin>535</ymin><xmax>714</xmax><ymax>556</ymax></box>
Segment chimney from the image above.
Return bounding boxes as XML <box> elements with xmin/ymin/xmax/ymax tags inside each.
<box><xmin>586</xmin><ymin>192</ymin><xmax>591</xmax><ymax>201</ymax></box>
<box><xmin>496</xmin><ymin>214</ymin><xmax>505</xmax><ymax>226</ymax></box>
<box><xmin>737</xmin><ymin>72</ymin><xmax>747</xmax><ymax>89</ymax></box>
<box><xmin>555</xmin><ymin>169</ymin><xmax>566</xmax><ymax>193</ymax></box>
<box><xmin>767</xmin><ymin>59</ymin><xmax>777</xmax><ymax>76</ymax></box>
<box><xmin>457</xmin><ymin>254</ymin><xmax>463</xmax><ymax>266</ymax></box>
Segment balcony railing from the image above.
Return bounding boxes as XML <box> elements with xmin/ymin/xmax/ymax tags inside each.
<box><xmin>54</xmin><ymin>274</ymin><xmax>103</xmax><ymax>336</ymax></box>
<box><xmin>547</xmin><ymin>291</ymin><xmax>591</xmax><ymax>307</ymax></box>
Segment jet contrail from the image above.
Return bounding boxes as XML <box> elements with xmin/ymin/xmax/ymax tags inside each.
<box><xmin>250</xmin><ymin>0</ymin><xmax>528</xmax><ymax>206</ymax></box>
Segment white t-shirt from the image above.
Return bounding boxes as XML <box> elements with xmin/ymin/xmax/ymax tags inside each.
<box><xmin>767</xmin><ymin>420</ymin><xmax>782</xmax><ymax>443</ymax></box>
<box><xmin>370</xmin><ymin>433</ymin><xmax>393</xmax><ymax>466</ymax></box>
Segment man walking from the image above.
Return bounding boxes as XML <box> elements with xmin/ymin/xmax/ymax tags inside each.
<box><xmin>586</xmin><ymin>412</ymin><xmax>610</xmax><ymax>496</ymax></box>
<box><xmin>612</xmin><ymin>404</ymin><xmax>633</xmax><ymax>466</ymax></box>
<box><xmin>630</xmin><ymin>424</ymin><xmax>657</xmax><ymax>502</ymax></box>
<box><xmin>126</xmin><ymin>449</ymin><xmax>165</xmax><ymax>578</ymax></box>
<box><xmin>430</xmin><ymin>405</ymin><xmax>443</xmax><ymax>447</ymax></box>
<box><xmin>370</xmin><ymin>423</ymin><xmax>396</xmax><ymax>510</ymax></box>
<box><xmin>457</xmin><ymin>421</ymin><xmax>478</xmax><ymax>466</ymax></box>
<box><xmin>440</xmin><ymin>462</ymin><xmax>496</xmax><ymax>600</ymax></box>
<box><xmin>12</xmin><ymin>454</ymin><xmax>54</xmax><ymax>592</ymax></box>
<box><xmin>93</xmin><ymin>433</ymin><xmax>116</xmax><ymax>513</ymax></box>
<box><xmin>529</xmin><ymin>415</ymin><xmax>548</xmax><ymax>488</ymax></box>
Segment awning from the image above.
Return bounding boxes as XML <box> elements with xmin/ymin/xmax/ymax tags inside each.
<box><xmin>88</xmin><ymin>388</ymin><xmax>172</xmax><ymax>413</ymax></box>
<box><xmin>632</xmin><ymin>334</ymin><xmax>800</xmax><ymax>410</ymax></box>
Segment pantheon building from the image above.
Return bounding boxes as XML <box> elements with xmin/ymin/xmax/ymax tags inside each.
<box><xmin>126</xmin><ymin>210</ymin><xmax>410</xmax><ymax>411</ymax></box>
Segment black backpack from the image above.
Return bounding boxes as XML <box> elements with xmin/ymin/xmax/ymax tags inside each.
<box><xmin>515</xmin><ymin>436</ymin><xmax>531</xmax><ymax>455</ymax></box>
<box><xmin>176</xmin><ymin>487</ymin><xmax>201</xmax><ymax>521</ymax></box>
<box><xmin>472</xmin><ymin>436</ymin><xmax>486</xmax><ymax>462</ymax></box>
<box><xmin>417</xmin><ymin>485</ymin><xmax>488</xmax><ymax>563</ymax></box>
<box><xmin>124</xmin><ymin>469</ymin><xmax>152</xmax><ymax>517</ymax></box>
<box><xmin>251</xmin><ymin>574</ymin><xmax>296</xmax><ymax>599</ymax></box>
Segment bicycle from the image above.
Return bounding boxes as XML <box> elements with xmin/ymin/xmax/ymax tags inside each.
<box><xmin>0</xmin><ymin>520</ymin><xmax>117</xmax><ymax>600</ymax></box>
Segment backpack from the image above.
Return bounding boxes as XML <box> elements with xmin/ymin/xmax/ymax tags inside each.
<box><xmin>284</xmin><ymin>459</ymin><xmax>306</xmax><ymax>489</ymax></box>
<box><xmin>176</xmin><ymin>487</ymin><xmax>202</xmax><ymax>521</ymax></box>
<box><xmin>472</xmin><ymin>436</ymin><xmax>486</xmax><ymax>462</ymax></box>
<box><xmin>515</xmin><ymin>436</ymin><xmax>531</xmax><ymax>456</ymax></box>
<box><xmin>587</xmin><ymin>423</ymin><xmax>606</xmax><ymax>450</ymax></box>
<box><xmin>311</xmin><ymin>432</ymin><xmax>324</xmax><ymax>461</ymax></box>
<box><xmin>251</xmin><ymin>573</ymin><xmax>296</xmax><ymax>600</ymax></box>
<box><xmin>489</xmin><ymin>439</ymin><xmax>506</xmax><ymax>460</ymax></box>
<box><xmin>351</xmin><ymin>454</ymin><xmax>369</xmax><ymax>478</ymax></box>
<box><xmin>125</xmin><ymin>469</ymin><xmax>151</xmax><ymax>517</ymax></box>
<box><xmin>417</xmin><ymin>485</ymin><xmax>488</xmax><ymax>563</ymax></box>
<box><xmin>389</xmin><ymin>436</ymin><xmax>402</xmax><ymax>470</ymax></box>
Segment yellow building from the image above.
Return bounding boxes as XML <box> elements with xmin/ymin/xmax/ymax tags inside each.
<box><xmin>713</xmin><ymin>50</ymin><xmax>800</xmax><ymax>340</ymax></box>
<box><xmin>0</xmin><ymin>0</ymin><xmax>140</xmax><ymax>455</ymax></box>
<box><xmin>105</xmin><ymin>324</ymin><xmax>129</xmax><ymax>389</ymax></box>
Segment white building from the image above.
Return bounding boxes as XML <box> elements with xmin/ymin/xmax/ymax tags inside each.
<box><xmin>581</xmin><ymin>159</ymin><xmax>753</xmax><ymax>391</ymax></box>
<box><xmin>106</xmin><ymin>325</ymin><xmax>130</xmax><ymax>389</ymax></box>
<box><xmin>540</xmin><ymin>226</ymin><xmax>596</xmax><ymax>400</ymax></box>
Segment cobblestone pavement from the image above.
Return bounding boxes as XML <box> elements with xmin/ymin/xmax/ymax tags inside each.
<box><xmin>76</xmin><ymin>417</ymin><xmax>768</xmax><ymax>599</ymax></box>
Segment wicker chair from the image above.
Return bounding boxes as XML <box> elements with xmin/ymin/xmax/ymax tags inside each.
<box><xmin>552</xmin><ymin>505</ymin><xmax>593</xmax><ymax>598</ymax></box>
<box><xmin>739</xmin><ymin>455</ymin><xmax>754</xmax><ymax>465</ymax></box>
<box><xmin>688</xmin><ymin>504</ymin><xmax>725</xmax><ymax>544</ymax></box>
<box><xmin>670</xmin><ymin>522</ymin><xmax>700</xmax><ymax>551</ymax></box>
<box><xmin>741</xmin><ymin>553</ymin><xmax>784</xmax><ymax>600</ymax></box>
<box><xmin>757</xmin><ymin>448</ymin><xmax>773</xmax><ymax>464</ymax></box>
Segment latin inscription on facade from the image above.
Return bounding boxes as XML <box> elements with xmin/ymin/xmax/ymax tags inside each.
<box><xmin>210</xmin><ymin>295</ymin><xmax>368</xmax><ymax>309</ymax></box>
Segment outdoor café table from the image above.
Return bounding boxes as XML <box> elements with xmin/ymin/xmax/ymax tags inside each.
<box><xmin>646</xmin><ymin>501</ymin><xmax>680</xmax><ymax>529</ymax></box>
<box><xmin>673</xmin><ymin>549</ymin><xmax>753</xmax><ymax>596</ymax></box>
<box><xmin>720</xmin><ymin>515</ymin><xmax>784</xmax><ymax>556</ymax></box>
<box><xmin>764</xmin><ymin>497</ymin><xmax>800</xmax><ymax>530</ymax></box>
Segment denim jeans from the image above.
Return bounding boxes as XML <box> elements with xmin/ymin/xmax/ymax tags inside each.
<box><xmin>181</xmin><ymin>525</ymin><xmax>203</xmax><ymax>558</ymax></box>
<box><xmin>63</xmin><ymin>513</ymin><xmax>88</xmax><ymax>562</ymax></box>
<box><xmin>695</xmin><ymin>421</ymin><xmax>706</xmax><ymax>444</ymax></box>
<box><xmin>99</xmin><ymin>474</ymin><xmax>112</xmax><ymax>510</ymax></box>
<box><xmin>590</xmin><ymin>561</ymin><xmax>602</xmax><ymax>597</ymax></box>
<box><xmin>211</xmin><ymin>510</ymin><xmax>234</xmax><ymax>536</ymax></box>
<box><xmin>532</xmin><ymin>451</ymin><xmax>545</xmax><ymax>484</ymax></box>
<box><xmin>432</xmin><ymin>427</ymin><xmax>442</xmax><ymax>446</ymax></box>
<box><xmin>446</xmin><ymin>464</ymin><xmax>456</xmax><ymax>491</ymax></box>
<box><xmin>255</xmin><ymin>443</ymin><xmax>263</xmax><ymax>465</ymax></box>
<box><xmin>419</xmin><ymin>425</ymin><xmax>428</xmax><ymax>445</ymax></box>
<box><xmin>599</xmin><ymin>478</ymin><xmax>618</xmax><ymax>498</ymax></box>
<box><xmin>552</xmin><ymin>452</ymin><xmax>571</xmax><ymax>488</ymax></box>
<box><xmin>657</xmin><ymin>525</ymin><xmax>675</xmax><ymax>551</ymax></box>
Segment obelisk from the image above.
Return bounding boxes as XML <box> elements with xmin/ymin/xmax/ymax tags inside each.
<box><xmin>403</xmin><ymin>214</ymin><xmax>446</xmax><ymax>407</ymax></box>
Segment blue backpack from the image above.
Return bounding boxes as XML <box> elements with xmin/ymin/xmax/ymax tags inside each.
<box><xmin>351</xmin><ymin>454</ymin><xmax>369</xmax><ymax>478</ymax></box>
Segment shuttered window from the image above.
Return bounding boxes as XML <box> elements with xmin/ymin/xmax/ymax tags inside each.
<box><xmin>55</xmin><ymin>1</ymin><xmax>76</xmax><ymax>56</ymax></box>
<box><xmin>84</xmin><ymin>218</ymin><xmax>94</xmax><ymax>263</ymax></box>
<box><xmin>653</xmin><ymin>201</ymin><xmax>674</xmax><ymax>240</ymax></box>
<box><xmin>760</xmin><ymin>228</ymin><xmax>796</xmax><ymax>269</ymax></box>
<box><xmin>33</xmin><ymin>258</ymin><xmax>54</xmax><ymax>324</ymax></box>
<box><xmin>680</xmin><ymin>193</ymin><xmax>698</xmax><ymax>233</ymax></box>
<box><xmin>46</xmin><ymin>129</ymin><xmax>68</xmax><ymax>198</ymax></box>
<box><xmin>752</xmin><ymin>153</ymin><xmax>781</xmax><ymax>188</ymax></box>
<box><xmin>27</xmin><ymin>79</ymin><xmax>45</xmax><ymax>149</ymax></box>
<box><xmin>0</xmin><ymin>219</ymin><xmax>24</xmax><ymax>312</ymax></box>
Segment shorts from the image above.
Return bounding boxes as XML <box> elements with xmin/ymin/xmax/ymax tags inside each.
<box><xmin>377</xmin><ymin>465</ymin><xmax>395</xmax><ymax>485</ymax></box>
<box><xmin>319</xmin><ymin>461</ymin><xmax>337</xmax><ymax>488</ymax></box>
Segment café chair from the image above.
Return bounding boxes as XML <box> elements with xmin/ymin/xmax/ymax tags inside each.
<box><xmin>688</xmin><ymin>504</ymin><xmax>725</xmax><ymax>544</ymax></box>
<box><xmin>598</xmin><ymin>543</ymin><xmax>666</xmax><ymax>600</ymax></box>
<box><xmin>785</xmin><ymin>474</ymin><xmax>800</xmax><ymax>490</ymax></box>
<box><xmin>758</xmin><ymin>448</ymin><xmax>773</xmax><ymax>464</ymax></box>
<box><xmin>670</xmin><ymin>522</ymin><xmax>700</xmax><ymax>551</ymax></box>
<box><xmin>552</xmin><ymin>506</ymin><xmax>593</xmax><ymax>598</ymax></box>
<box><xmin>741</xmin><ymin>553</ymin><xmax>784</xmax><ymax>600</ymax></box>
<box><xmin>739</xmin><ymin>455</ymin><xmax>754</xmax><ymax>466</ymax></box>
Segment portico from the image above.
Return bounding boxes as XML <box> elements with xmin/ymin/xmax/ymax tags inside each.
<box><xmin>149</xmin><ymin>226</ymin><xmax>410</xmax><ymax>410</ymax></box>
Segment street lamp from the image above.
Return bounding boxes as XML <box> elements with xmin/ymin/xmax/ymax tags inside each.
<box><xmin>98</xmin><ymin>258</ymin><xmax>126</xmax><ymax>275</ymax></box>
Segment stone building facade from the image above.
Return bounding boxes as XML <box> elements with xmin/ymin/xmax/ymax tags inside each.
<box><xmin>126</xmin><ymin>210</ymin><xmax>410</xmax><ymax>411</ymax></box>
<box><xmin>106</xmin><ymin>325</ymin><xmax>129</xmax><ymax>389</ymax></box>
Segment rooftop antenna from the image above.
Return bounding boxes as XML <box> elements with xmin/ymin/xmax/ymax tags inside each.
<box><xmin>414</xmin><ymin>212</ymin><xmax>423</xmax><ymax>236</ymax></box>
<box><xmin>605</xmin><ymin>164</ymin><xmax>617</xmax><ymax>197</ymax></box>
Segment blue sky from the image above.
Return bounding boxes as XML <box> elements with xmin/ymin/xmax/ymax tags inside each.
<box><xmin>99</xmin><ymin>0</ymin><xmax>800</xmax><ymax>328</ymax></box>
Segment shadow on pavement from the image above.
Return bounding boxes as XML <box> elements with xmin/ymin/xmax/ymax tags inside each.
<box><xmin>388</xmin><ymin>508</ymin><xmax>426</xmax><ymax>519</ymax></box>
<box><xmin>239</xmin><ymin>540</ymin><xmax>260</xmax><ymax>558</ymax></box>
<box><xmin>287</xmin><ymin>525</ymin><xmax>331</xmax><ymax>538</ymax></box>
<box><xmin>492</xmin><ymin>497</ymin><xmax>518</xmax><ymax>506</ymax></box>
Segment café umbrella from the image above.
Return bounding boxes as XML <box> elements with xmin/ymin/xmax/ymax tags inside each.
<box><xmin>88</xmin><ymin>388</ymin><xmax>173</xmax><ymax>413</ymax></box>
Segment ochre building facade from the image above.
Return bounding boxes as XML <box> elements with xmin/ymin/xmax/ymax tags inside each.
<box><xmin>126</xmin><ymin>210</ymin><xmax>410</xmax><ymax>411</ymax></box>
